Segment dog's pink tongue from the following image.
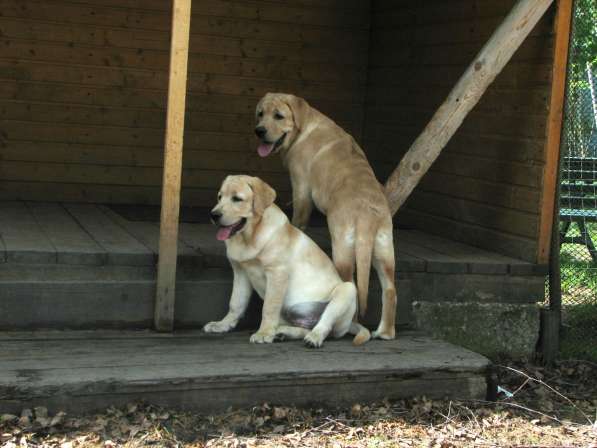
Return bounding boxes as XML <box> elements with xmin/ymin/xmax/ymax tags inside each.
<box><xmin>216</xmin><ymin>226</ymin><xmax>233</xmax><ymax>241</ymax></box>
<box><xmin>257</xmin><ymin>142</ymin><xmax>274</xmax><ymax>157</ymax></box>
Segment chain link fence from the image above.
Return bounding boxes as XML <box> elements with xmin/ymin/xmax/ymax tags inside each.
<box><xmin>555</xmin><ymin>0</ymin><xmax>597</xmax><ymax>362</ymax></box>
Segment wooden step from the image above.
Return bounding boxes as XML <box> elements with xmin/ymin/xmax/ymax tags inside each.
<box><xmin>0</xmin><ymin>275</ymin><xmax>234</xmax><ymax>330</ymax></box>
<box><xmin>0</xmin><ymin>268</ymin><xmax>544</xmax><ymax>330</ymax></box>
<box><xmin>0</xmin><ymin>331</ymin><xmax>492</xmax><ymax>415</ymax></box>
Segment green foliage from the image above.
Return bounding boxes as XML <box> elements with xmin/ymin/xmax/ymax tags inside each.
<box><xmin>563</xmin><ymin>0</ymin><xmax>596</xmax><ymax>157</ymax></box>
<box><xmin>569</xmin><ymin>0</ymin><xmax>597</xmax><ymax>86</ymax></box>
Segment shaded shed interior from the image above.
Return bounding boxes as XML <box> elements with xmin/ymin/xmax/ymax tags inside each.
<box><xmin>0</xmin><ymin>0</ymin><xmax>557</xmax><ymax>263</ymax></box>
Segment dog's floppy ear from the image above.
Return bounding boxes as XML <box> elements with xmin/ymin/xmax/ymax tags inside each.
<box><xmin>249</xmin><ymin>177</ymin><xmax>276</xmax><ymax>215</ymax></box>
<box><xmin>285</xmin><ymin>94</ymin><xmax>309</xmax><ymax>131</ymax></box>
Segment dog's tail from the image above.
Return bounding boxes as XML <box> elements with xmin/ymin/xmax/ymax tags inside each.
<box><xmin>355</xmin><ymin>218</ymin><xmax>376</xmax><ymax>318</ymax></box>
<box><xmin>350</xmin><ymin>322</ymin><xmax>371</xmax><ymax>346</ymax></box>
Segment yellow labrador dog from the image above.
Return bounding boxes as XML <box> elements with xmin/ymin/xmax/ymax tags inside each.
<box><xmin>254</xmin><ymin>93</ymin><xmax>397</xmax><ymax>340</ymax></box>
<box><xmin>203</xmin><ymin>175</ymin><xmax>370</xmax><ymax>347</ymax></box>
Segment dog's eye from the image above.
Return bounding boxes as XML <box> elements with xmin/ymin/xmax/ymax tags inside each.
<box><xmin>232</xmin><ymin>196</ymin><xmax>243</xmax><ymax>203</ymax></box>
<box><xmin>217</xmin><ymin>193</ymin><xmax>222</xmax><ymax>200</ymax></box>
<box><xmin>257</xmin><ymin>111</ymin><xmax>263</xmax><ymax>118</ymax></box>
<box><xmin>274</xmin><ymin>112</ymin><xmax>284</xmax><ymax>120</ymax></box>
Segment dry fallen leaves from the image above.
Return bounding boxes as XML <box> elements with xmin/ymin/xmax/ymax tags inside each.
<box><xmin>0</xmin><ymin>361</ymin><xmax>595</xmax><ymax>447</ymax></box>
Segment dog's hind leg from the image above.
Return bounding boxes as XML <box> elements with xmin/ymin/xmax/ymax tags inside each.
<box><xmin>304</xmin><ymin>282</ymin><xmax>357</xmax><ymax>348</ymax></box>
<box><xmin>330</xmin><ymin>230</ymin><xmax>355</xmax><ymax>282</ymax></box>
<box><xmin>290</xmin><ymin>179</ymin><xmax>313</xmax><ymax>230</ymax></box>
<box><xmin>371</xmin><ymin>227</ymin><xmax>397</xmax><ymax>340</ymax></box>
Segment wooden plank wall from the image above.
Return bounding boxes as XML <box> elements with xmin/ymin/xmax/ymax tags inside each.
<box><xmin>0</xmin><ymin>0</ymin><xmax>370</xmax><ymax>206</ymax></box>
<box><xmin>364</xmin><ymin>0</ymin><xmax>556</xmax><ymax>262</ymax></box>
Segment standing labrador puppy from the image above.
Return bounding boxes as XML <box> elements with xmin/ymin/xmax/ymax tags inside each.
<box><xmin>254</xmin><ymin>93</ymin><xmax>397</xmax><ymax>340</ymax></box>
<box><xmin>203</xmin><ymin>175</ymin><xmax>370</xmax><ymax>347</ymax></box>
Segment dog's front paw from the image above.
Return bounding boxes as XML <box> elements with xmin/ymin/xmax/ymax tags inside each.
<box><xmin>250</xmin><ymin>331</ymin><xmax>276</xmax><ymax>344</ymax></box>
<box><xmin>203</xmin><ymin>320</ymin><xmax>233</xmax><ymax>334</ymax></box>
<box><xmin>304</xmin><ymin>330</ymin><xmax>325</xmax><ymax>348</ymax></box>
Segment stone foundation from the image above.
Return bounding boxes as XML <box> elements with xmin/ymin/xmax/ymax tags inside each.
<box><xmin>412</xmin><ymin>301</ymin><xmax>540</xmax><ymax>359</ymax></box>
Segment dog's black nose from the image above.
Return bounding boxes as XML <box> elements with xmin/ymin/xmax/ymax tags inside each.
<box><xmin>210</xmin><ymin>210</ymin><xmax>221</xmax><ymax>222</ymax></box>
<box><xmin>255</xmin><ymin>126</ymin><xmax>267</xmax><ymax>138</ymax></box>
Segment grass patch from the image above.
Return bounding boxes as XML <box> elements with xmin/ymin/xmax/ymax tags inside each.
<box><xmin>560</xmin><ymin>253</ymin><xmax>597</xmax><ymax>302</ymax></box>
<box><xmin>560</xmin><ymin>253</ymin><xmax>597</xmax><ymax>303</ymax></box>
<box><xmin>559</xmin><ymin>221</ymin><xmax>597</xmax><ymax>264</ymax></box>
<box><xmin>561</xmin><ymin>303</ymin><xmax>597</xmax><ymax>362</ymax></box>
<box><xmin>558</xmin><ymin>222</ymin><xmax>597</xmax><ymax>361</ymax></box>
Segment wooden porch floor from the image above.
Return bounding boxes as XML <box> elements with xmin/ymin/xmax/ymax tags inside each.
<box><xmin>0</xmin><ymin>201</ymin><xmax>543</xmax><ymax>275</ymax></box>
<box><xmin>0</xmin><ymin>201</ymin><xmax>546</xmax><ymax>330</ymax></box>
<box><xmin>0</xmin><ymin>330</ymin><xmax>491</xmax><ymax>414</ymax></box>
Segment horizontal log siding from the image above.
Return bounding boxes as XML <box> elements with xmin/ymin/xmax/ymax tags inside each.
<box><xmin>0</xmin><ymin>0</ymin><xmax>371</xmax><ymax>205</ymax></box>
<box><xmin>364</xmin><ymin>0</ymin><xmax>556</xmax><ymax>261</ymax></box>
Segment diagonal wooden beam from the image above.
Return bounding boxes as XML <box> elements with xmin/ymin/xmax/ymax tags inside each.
<box><xmin>155</xmin><ymin>0</ymin><xmax>192</xmax><ymax>332</ymax></box>
<box><xmin>385</xmin><ymin>0</ymin><xmax>555</xmax><ymax>215</ymax></box>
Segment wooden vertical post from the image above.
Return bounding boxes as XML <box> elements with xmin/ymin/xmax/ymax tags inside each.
<box><xmin>384</xmin><ymin>0</ymin><xmax>555</xmax><ymax>215</ymax></box>
<box><xmin>155</xmin><ymin>0</ymin><xmax>192</xmax><ymax>332</ymax></box>
<box><xmin>537</xmin><ymin>0</ymin><xmax>574</xmax><ymax>264</ymax></box>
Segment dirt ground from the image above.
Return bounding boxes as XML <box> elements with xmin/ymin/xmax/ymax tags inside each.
<box><xmin>1</xmin><ymin>361</ymin><xmax>596</xmax><ymax>448</ymax></box>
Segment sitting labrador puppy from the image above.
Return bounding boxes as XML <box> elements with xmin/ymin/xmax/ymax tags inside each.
<box><xmin>203</xmin><ymin>175</ymin><xmax>370</xmax><ymax>347</ymax></box>
<box><xmin>254</xmin><ymin>93</ymin><xmax>397</xmax><ymax>340</ymax></box>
